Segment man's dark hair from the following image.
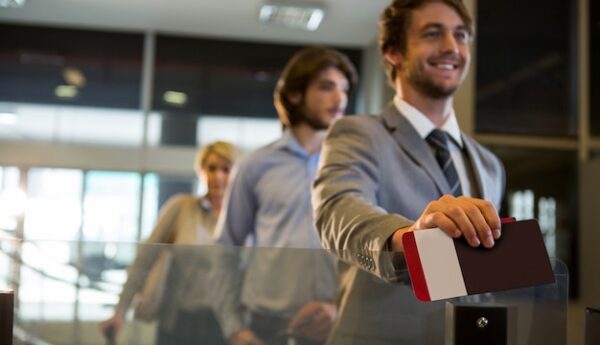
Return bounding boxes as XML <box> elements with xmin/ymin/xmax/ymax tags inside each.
<box><xmin>379</xmin><ymin>0</ymin><xmax>473</xmax><ymax>86</ymax></box>
<box><xmin>274</xmin><ymin>46</ymin><xmax>358</xmax><ymax>128</ymax></box>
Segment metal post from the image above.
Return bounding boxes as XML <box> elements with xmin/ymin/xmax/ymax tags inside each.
<box><xmin>0</xmin><ymin>290</ymin><xmax>14</xmax><ymax>345</ymax></box>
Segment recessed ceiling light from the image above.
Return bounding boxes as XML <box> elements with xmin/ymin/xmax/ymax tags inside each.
<box><xmin>259</xmin><ymin>1</ymin><xmax>326</xmax><ymax>31</ymax></box>
<box><xmin>63</xmin><ymin>67</ymin><xmax>87</xmax><ymax>88</ymax></box>
<box><xmin>55</xmin><ymin>85</ymin><xmax>78</xmax><ymax>99</ymax></box>
<box><xmin>163</xmin><ymin>91</ymin><xmax>188</xmax><ymax>106</ymax></box>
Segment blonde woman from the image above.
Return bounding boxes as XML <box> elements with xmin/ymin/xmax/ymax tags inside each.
<box><xmin>100</xmin><ymin>141</ymin><xmax>236</xmax><ymax>345</ymax></box>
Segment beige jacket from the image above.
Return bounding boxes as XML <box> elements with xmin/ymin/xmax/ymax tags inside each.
<box><xmin>116</xmin><ymin>194</ymin><xmax>217</xmax><ymax>331</ymax></box>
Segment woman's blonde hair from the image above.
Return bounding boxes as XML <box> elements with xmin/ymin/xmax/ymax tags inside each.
<box><xmin>194</xmin><ymin>141</ymin><xmax>236</xmax><ymax>176</ymax></box>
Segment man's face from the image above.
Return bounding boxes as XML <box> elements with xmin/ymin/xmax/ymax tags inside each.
<box><xmin>394</xmin><ymin>1</ymin><xmax>471</xmax><ymax>99</ymax></box>
<box><xmin>296</xmin><ymin>67</ymin><xmax>349</xmax><ymax>130</ymax></box>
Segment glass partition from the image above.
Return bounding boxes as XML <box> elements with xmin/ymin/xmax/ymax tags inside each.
<box><xmin>489</xmin><ymin>147</ymin><xmax>578</xmax><ymax>296</ymax></box>
<box><xmin>0</xmin><ymin>167</ymin><xmax>22</xmax><ymax>233</ymax></box>
<box><xmin>0</xmin><ymin>238</ymin><xmax>568</xmax><ymax>345</ymax></box>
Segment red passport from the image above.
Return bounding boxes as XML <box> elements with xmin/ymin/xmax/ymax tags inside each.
<box><xmin>402</xmin><ymin>218</ymin><xmax>555</xmax><ymax>302</ymax></box>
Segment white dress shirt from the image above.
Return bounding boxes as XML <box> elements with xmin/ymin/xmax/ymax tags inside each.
<box><xmin>394</xmin><ymin>96</ymin><xmax>473</xmax><ymax>197</ymax></box>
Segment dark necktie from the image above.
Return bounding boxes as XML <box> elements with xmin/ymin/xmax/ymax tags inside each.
<box><xmin>426</xmin><ymin>129</ymin><xmax>463</xmax><ymax>197</ymax></box>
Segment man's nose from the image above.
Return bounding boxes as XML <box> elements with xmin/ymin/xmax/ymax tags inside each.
<box><xmin>335</xmin><ymin>88</ymin><xmax>347</xmax><ymax>107</ymax></box>
<box><xmin>440</xmin><ymin>32</ymin><xmax>459</xmax><ymax>54</ymax></box>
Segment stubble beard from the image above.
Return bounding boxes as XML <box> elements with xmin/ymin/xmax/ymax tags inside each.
<box><xmin>298</xmin><ymin>106</ymin><xmax>331</xmax><ymax>131</ymax></box>
<box><xmin>411</xmin><ymin>74</ymin><xmax>458</xmax><ymax>99</ymax></box>
<box><xmin>406</xmin><ymin>60</ymin><xmax>466</xmax><ymax>99</ymax></box>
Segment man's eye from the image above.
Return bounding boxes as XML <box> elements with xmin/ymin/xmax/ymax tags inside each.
<box><xmin>455</xmin><ymin>31</ymin><xmax>470</xmax><ymax>42</ymax></box>
<box><xmin>319</xmin><ymin>82</ymin><xmax>335</xmax><ymax>90</ymax></box>
<box><xmin>423</xmin><ymin>31</ymin><xmax>441</xmax><ymax>39</ymax></box>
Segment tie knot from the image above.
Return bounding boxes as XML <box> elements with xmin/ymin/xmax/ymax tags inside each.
<box><xmin>426</xmin><ymin>129</ymin><xmax>449</xmax><ymax>151</ymax></box>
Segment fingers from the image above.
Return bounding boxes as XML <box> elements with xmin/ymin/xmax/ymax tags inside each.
<box><xmin>288</xmin><ymin>303</ymin><xmax>317</xmax><ymax>331</ymax></box>
<box><xmin>415</xmin><ymin>195</ymin><xmax>500</xmax><ymax>248</ymax></box>
<box><xmin>292</xmin><ymin>308</ymin><xmax>332</xmax><ymax>334</ymax></box>
<box><xmin>293</xmin><ymin>318</ymin><xmax>329</xmax><ymax>342</ymax></box>
<box><xmin>455</xmin><ymin>198</ymin><xmax>491</xmax><ymax>247</ymax></box>
<box><xmin>99</xmin><ymin>322</ymin><xmax>119</xmax><ymax>343</ymax></box>
<box><xmin>288</xmin><ymin>302</ymin><xmax>336</xmax><ymax>342</ymax></box>
<box><xmin>288</xmin><ymin>301</ymin><xmax>332</xmax><ymax>328</ymax></box>
<box><xmin>229</xmin><ymin>329</ymin><xmax>265</xmax><ymax>345</ymax></box>
<box><xmin>472</xmin><ymin>198</ymin><xmax>501</xmax><ymax>239</ymax></box>
<box><xmin>419</xmin><ymin>211</ymin><xmax>460</xmax><ymax>238</ymax></box>
<box><xmin>99</xmin><ymin>316</ymin><xmax>122</xmax><ymax>335</ymax></box>
<box><xmin>246</xmin><ymin>338</ymin><xmax>265</xmax><ymax>345</ymax></box>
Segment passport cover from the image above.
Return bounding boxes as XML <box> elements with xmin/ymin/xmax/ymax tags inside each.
<box><xmin>402</xmin><ymin>218</ymin><xmax>555</xmax><ymax>301</ymax></box>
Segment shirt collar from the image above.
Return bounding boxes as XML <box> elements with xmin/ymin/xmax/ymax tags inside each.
<box><xmin>393</xmin><ymin>95</ymin><xmax>463</xmax><ymax>147</ymax></box>
<box><xmin>199</xmin><ymin>195</ymin><xmax>212</xmax><ymax>212</ymax></box>
<box><xmin>274</xmin><ymin>128</ymin><xmax>315</xmax><ymax>158</ymax></box>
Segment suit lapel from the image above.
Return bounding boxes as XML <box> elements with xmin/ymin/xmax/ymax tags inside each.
<box><xmin>462</xmin><ymin>135</ymin><xmax>489</xmax><ymax>200</ymax></box>
<box><xmin>381</xmin><ymin>103</ymin><xmax>450</xmax><ymax>195</ymax></box>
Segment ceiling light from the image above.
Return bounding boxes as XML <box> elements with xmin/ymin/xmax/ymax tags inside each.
<box><xmin>55</xmin><ymin>85</ymin><xmax>78</xmax><ymax>99</ymax></box>
<box><xmin>0</xmin><ymin>0</ymin><xmax>26</xmax><ymax>8</ymax></box>
<box><xmin>63</xmin><ymin>67</ymin><xmax>87</xmax><ymax>88</ymax></box>
<box><xmin>163</xmin><ymin>91</ymin><xmax>188</xmax><ymax>106</ymax></box>
<box><xmin>259</xmin><ymin>1</ymin><xmax>326</xmax><ymax>31</ymax></box>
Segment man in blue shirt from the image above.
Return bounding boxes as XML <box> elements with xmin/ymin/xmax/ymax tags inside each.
<box><xmin>210</xmin><ymin>47</ymin><xmax>358</xmax><ymax>345</ymax></box>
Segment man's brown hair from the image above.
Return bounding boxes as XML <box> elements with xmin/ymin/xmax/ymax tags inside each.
<box><xmin>379</xmin><ymin>0</ymin><xmax>473</xmax><ymax>86</ymax></box>
<box><xmin>274</xmin><ymin>46</ymin><xmax>358</xmax><ymax>128</ymax></box>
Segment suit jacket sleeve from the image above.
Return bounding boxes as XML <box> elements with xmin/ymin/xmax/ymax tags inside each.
<box><xmin>312</xmin><ymin>117</ymin><xmax>413</xmax><ymax>283</ymax></box>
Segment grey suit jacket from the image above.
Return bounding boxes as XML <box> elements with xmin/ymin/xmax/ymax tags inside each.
<box><xmin>312</xmin><ymin>103</ymin><xmax>505</xmax><ymax>344</ymax></box>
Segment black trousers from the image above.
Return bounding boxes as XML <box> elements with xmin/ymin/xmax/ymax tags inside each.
<box><xmin>156</xmin><ymin>308</ymin><xmax>226</xmax><ymax>345</ymax></box>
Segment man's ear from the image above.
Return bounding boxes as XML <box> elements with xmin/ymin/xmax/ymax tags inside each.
<box><xmin>384</xmin><ymin>49</ymin><xmax>403</xmax><ymax>68</ymax></box>
<box><xmin>287</xmin><ymin>92</ymin><xmax>302</xmax><ymax>106</ymax></box>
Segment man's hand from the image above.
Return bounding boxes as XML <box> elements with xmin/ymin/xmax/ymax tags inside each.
<box><xmin>287</xmin><ymin>301</ymin><xmax>337</xmax><ymax>343</ymax></box>
<box><xmin>391</xmin><ymin>195</ymin><xmax>501</xmax><ymax>251</ymax></box>
<box><xmin>99</xmin><ymin>312</ymin><xmax>124</xmax><ymax>340</ymax></box>
<box><xmin>229</xmin><ymin>328</ymin><xmax>265</xmax><ymax>345</ymax></box>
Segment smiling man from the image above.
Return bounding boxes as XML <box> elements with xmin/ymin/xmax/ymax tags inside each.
<box><xmin>312</xmin><ymin>1</ymin><xmax>505</xmax><ymax>344</ymax></box>
<box><xmin>211</xmin><ymin>46</ymin><xmax>358</xmax><ymax>345</ymax></box>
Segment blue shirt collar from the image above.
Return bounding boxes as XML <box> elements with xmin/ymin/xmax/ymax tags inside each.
<box><xmin>274</xmin><ymin>129</ymin><xmax>317</xmax><ymax>158</ymax></box>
